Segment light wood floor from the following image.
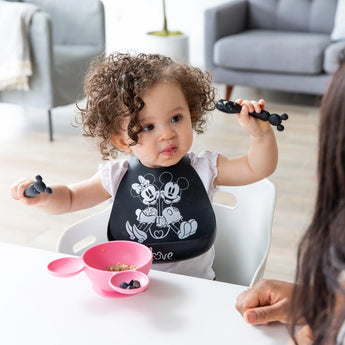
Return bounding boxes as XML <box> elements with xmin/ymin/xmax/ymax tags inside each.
<box><xmin>0</xmin><ymin>85</ymin><xmax>321</xmax><ymax>282</ymax></box>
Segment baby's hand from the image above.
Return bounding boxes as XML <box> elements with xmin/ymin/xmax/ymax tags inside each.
<box><xmin>10</xmin><ymin>177</ymin><xmax>48</xmax><ymax>206</ymax></box>
<box><xmin>235</xmin><ymin>98</ymin><xmax>272</xmax><ymax>137</ymax></box>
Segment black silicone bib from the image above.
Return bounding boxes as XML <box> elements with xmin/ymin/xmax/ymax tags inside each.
<box><xmin>108</xmin><ymin>156</ymin><xmax>216</xmax><ymax>263</ymax></box>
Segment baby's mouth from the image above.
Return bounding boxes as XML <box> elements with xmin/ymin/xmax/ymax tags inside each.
<box><xmin>161</xmin><ymin>146</ymin><xmax>177</xmax><ymax>156</ymax></box>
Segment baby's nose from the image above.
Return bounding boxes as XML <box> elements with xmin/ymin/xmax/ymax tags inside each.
<box><xmin>160</xmin><ymin>125</ymin><xmax>176</xmax><ymax>139</ymax></box>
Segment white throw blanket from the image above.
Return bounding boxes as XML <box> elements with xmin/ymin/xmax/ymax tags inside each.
<box><xmin>0</xmin><ymin>1</ymin><xmax>39</xmax><ymax>91</ymax></box>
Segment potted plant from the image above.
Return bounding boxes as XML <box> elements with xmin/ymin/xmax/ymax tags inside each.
<box><xmin>142</xmin><ymin>0</ymin><xmax>189</xmax><ymax>63</ymax></box>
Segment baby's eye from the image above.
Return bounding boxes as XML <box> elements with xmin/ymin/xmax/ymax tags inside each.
<box><xmin>143</xmin><ymin>124</ymin><xmax>154</xmax><ymax>132</ymax></box>
<box><xmin>171</xmin><ymin>115</ymin><xmax>181</xmax><ymax>123</ymax></box>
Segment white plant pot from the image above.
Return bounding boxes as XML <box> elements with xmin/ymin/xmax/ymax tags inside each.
<box><xmin>141</xmin><ymin>33</ymin><xmax>189</xmax><ymax>64</ymax></box>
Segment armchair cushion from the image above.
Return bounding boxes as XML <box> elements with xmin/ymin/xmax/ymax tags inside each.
<box><xmin>214</xmin><ymin>30</ymin><xmax>331</xmax><ymax>75</ymax></box>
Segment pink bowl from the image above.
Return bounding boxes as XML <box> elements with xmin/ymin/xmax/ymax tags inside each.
<box><xmin>48</xmin><ymin>241</ymin><xmax>153</xmax><ymax>297</ymax></box>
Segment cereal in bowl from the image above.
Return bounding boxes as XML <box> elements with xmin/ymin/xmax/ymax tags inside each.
<box><xmin>107</xmin><ymin>263</ymin><xmax>137</xmax><ymax>271</ymax></box>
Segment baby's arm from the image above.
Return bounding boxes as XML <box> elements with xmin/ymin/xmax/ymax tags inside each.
<box><xmin>215</xmin><ymin>99</ymin><xmax>278</xmax><ymax>186</ymax></box>
<box><xmin>10</xmin><ymin>172</ymin><xmax>111</xmax><ymax>214</ymax></box>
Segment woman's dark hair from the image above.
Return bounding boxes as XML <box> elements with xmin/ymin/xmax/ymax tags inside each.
<box><xmin>76</xmin><ymin>52</ymin><xmax>215</xmax><ymax>159</ymax></box>
<box><xmin>289</xmin><ymin>61</ymin><xmax>345</xmax><ymax>344</ymax></box>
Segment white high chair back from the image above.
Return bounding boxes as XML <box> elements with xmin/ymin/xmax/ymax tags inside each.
<box><xmin>213</xmin><ymin>179</ymin><xmax>276</xmax><ymax>286</ymax></box>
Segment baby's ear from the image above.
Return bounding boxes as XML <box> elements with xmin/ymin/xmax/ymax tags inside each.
<box><xmin>110</xmin><ymin>135</ymin><xmax>132</xmax><ymax>154</ymax></box>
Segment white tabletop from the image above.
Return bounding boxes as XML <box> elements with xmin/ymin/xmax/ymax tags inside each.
<box><xmin>0</xmin><ymin>242</ymin><xmax>290</xmax><ymax>345</ymax></box>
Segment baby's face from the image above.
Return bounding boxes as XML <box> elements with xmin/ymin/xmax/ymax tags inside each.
<box><xmin>128</xmin><ymin>81</ymin><xmax>193</xmax><ymax>168</ymax></box>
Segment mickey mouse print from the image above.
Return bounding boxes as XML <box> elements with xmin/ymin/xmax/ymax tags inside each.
<box><xmin>125</xmin><ymin>172</ymin><xmax>198</xmax><ymax>242</ymax></box>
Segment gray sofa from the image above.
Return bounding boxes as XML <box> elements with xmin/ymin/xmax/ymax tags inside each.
<box><xmin>204</xmin><ymin>0</ymin><xmax>345</xmax><ymax>99</ymax></box>
<box><xmin>0</xmin><ymin>0</ymin><xmax>105</xmax><ymax>140</ymax></box>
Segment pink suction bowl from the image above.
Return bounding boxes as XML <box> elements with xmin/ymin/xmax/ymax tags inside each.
<box><xmin>48</xmin><ymin>241</ymin><xmax>153</xmax><ymax>297</ymax></box>
<box><xmin>82</xmin><ymin>241</ymin><xmax>152</xmax><ymax>294</ymax></box>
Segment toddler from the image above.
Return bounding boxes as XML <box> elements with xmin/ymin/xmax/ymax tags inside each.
<box><xmin>11</xmin><ymin>52</ymin><xmax>278</xmax><ymax>279</ymax></box>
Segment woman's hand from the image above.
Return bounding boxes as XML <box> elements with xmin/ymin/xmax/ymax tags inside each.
<box><xmin>235</xmin><ymin>279</ymin><xmax>295</xmax><ymax>325</ymax></box>
<box><xmin>288</xmin><ymin>325</ymin><xmax>314</xmax><ymax>345</ymax></box>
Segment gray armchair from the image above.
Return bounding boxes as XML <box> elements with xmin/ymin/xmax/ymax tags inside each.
<box><xmin>0</xmin><ymin>0</ymin><xmax>105</xmax><ymax>140</ymax></box>
<box><xmin>204</xmin><ymin>0</ymin><xmax>345</xmax><ymax>99</ymax></box>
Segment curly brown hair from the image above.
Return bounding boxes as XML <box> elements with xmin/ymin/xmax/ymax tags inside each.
<box><xmin>76</xmin><ymin>52</ymin><xmax>216</xmax><ymax>159</ymax></box>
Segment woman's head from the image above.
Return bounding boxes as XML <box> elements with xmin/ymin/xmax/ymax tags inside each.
<box><xmin>77</xmin><ymin>52</ymin><xmax>216</xmax><ymax>159</ymax></box>
<box><xmin>290</xmin><ymin>60</ymin><xmax>345</xmax><ymax>345</ymax></box>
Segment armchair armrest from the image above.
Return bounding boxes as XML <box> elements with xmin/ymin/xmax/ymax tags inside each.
<box><xmin>204</xmin><ymin>0</ymin><xmax>247</xmax><ymax>70</ymax></box>
<box><xmin>324</xmin><ymin>40</ymin><xmax>345</xmax><ymax>74</ymax></box>
<box><xmin>28</xmin><ymin>11</ymin><xmax>54</xmax><ymax>108</ymax></box>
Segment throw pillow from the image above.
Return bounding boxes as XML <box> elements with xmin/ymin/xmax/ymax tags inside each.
<box><xmin>331</xmin><ymin>0</ymin><xmax>345</xmax><ymax>40</ymax></box>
